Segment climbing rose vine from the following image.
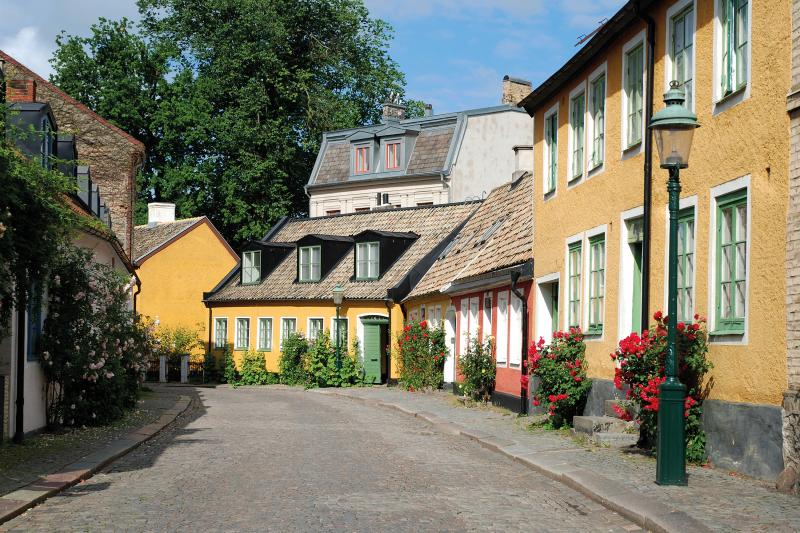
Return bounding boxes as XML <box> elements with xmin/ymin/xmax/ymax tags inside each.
<box><xmin>39</xmin><ymin>246</ymin><xmax>156</xmax><ymax>427</ymax></box>
<box><xmin>528</xmin><ymin>328</ymin><xmax>592</xmax><ymax>428</ymax></box>
<box><xmin>611</xmin><ymin>311</ymin><xmax>713</xmax><ymax>463</ymax></box>
<box><xmin>396</xmin><ymin>320</ymin><xmax>448</xmax><ymax>391</ymax></box>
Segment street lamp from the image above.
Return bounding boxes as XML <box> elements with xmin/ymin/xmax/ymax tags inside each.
<box><xmin>649</xmin><ymin>80</ymin><xmax>699</xmax><ymax>486</ymax></box>
<box><xmin>332</xmin><ymin>284</ymin><xmax>345</xmax><ymax>369</ymax></box>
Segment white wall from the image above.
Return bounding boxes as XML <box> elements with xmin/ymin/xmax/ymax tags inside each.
<box><xmin>309</xmin><ymin>179</ymin><xmax>448</xmax><ymax>217</ymax></box>
<box><xmin>449</xmin><ymin>110</ymin><xmax>533</xmax><ymax>202</ymax></box>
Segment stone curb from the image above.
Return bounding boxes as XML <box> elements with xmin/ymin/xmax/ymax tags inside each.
<box><xmin>316</xmin><ymin>390</ymin><xmax>711</xmax><ymax>533</ymax></box>
<box><xmin>0</xmin><ymin>394</ymin><xmax>192</xmax><ymax>526</ymax></box>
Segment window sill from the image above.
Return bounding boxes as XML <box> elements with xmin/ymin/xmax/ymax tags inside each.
<box><xmin>568</xmin><ymin>174</ymin><xmax>583</xmax><ymax>185</ymax></box>
<box><xmin>585</xmin><ymin>327</ymin><xmax>603</xmax><ymax>337</ymax></box>
<box><xmin>543</xmin><ymin>189</ymin><xmax>556</xmax><ymax>201</ymax></box>
<box><xmin>716</xmin><ymin>86</ymin><xmax>746</xmax><ymax>106</ymax></box>
<box><xmin>710</xmin><ymin>329</ymin><xmax>744</xmax><ymax>337</ymax></box>
<box><xmin>623</xmin><ymin>141</ymin><xmax>641</xmax><ymax>154</ymax></box>
<box><xmin>257</xmin><ymin>348</ymin><xmax>273</xmax><ymax>353</ymax></box>
<box><xmin>588</xmin><ymin>161</ymin><xmax>603</xmax><ymax>173</ymax></box>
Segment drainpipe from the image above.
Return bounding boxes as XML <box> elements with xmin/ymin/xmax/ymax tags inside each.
<box><xmin>510</xmin><ymin>271</ymin><xmax>529</xmax><ymax>415</ymax></box>
<box><xmin>637</xmin><ymin>4</ymin><xmax>656</xmax><ymax>331</ymax></box>
<box><xmin>206</xmin><ymin>306</ymin><xmax>213</xmax><ymax>358</ymax></box>
<box><xmin>132</xmin><ymin>275</ymin><xmax>141</xmax><ymax>315</ymax></box>
<box><xmin>13</xmin><ymin>293</ymin><xmax>26</xmax><ymax>443</ymax></box>
<box><xmin>385</xmin><ymin>299</ymin><xmax>393</xmax><ymax>384</ymax></box>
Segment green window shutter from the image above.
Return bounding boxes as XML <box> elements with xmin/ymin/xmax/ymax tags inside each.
<box><xmin>568</xmin><ymin>242</ymin><xmax>582</xmax><ymax>328</ymax></box>
<box><xmin>590</xmin><ymin>76</ymin><xmax>605</xmax><ymax>168</ymax></box>
<box><xmin>545</xmin><ymin>113</ymin><xmax>558</xmax><ymax>192</ymax></box>
<box><xmin>625</xmin><ymin>45</ymin><xmax>644</xmax><ymax>147</ymax></box>
<box><xmin>714</xmin><ymin>190</ymin><xmax>747</xmax><ymax>334</ymax></box>
<box><xmin>734</xmin><ymin>0</ymin><xmax>748</xmax><ymax>90</ymax></box>
<box><xmin>571</xmin><ymin>93</ymin><xmax>585</xmax><ymax>179</ymax></box>
<box><xmin>588</xmin><ymin>235</ymin><xmax>605</xmax><ymax>334</ymax></box>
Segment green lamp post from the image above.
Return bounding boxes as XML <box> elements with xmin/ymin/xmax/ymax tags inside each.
<box><xmin>332</xmin><ymin>283</ymin><xmax>345</xmax><ymax>369</ymax></box>
<box><xmin>649</xmin><ymin>80</ymin><xmax>699</xmax><ymax>485</ymax></box>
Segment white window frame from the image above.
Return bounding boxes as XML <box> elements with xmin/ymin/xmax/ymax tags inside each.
<box><xmin>564</xmin><ymin>233</ymin><xmax>584</xmax><ymax>332</ymax></box>
<box><xmin>618</xmin><ymin>206</ymin><xmax>645</xmax><ymax>341</ymax></box>
<box><xmin>495</xmin><ymin>290</ymin><xmax>509</xmax><ymax>366</ymax></box>
<box><xmin>707</xmin><ymin>175</ymin><xmax>751</xmax><ymax>344</ymax></box>
<box><xmin>541</xmin><ymin>102</ymin><xmax>559</xmax><ymax>198</ymax></box>
<box><xmin>712</xmin><ymin>0</ymin><xmax>752</xmax><ymax>114</ymax></box>
<box><xmin>356</xmin><ymin>241</ymin><xmax>380</xmax><ymax>280</ymax></box>
<box><xmin>482</xmin><ymin>291</ymin><xmax>493</xmax><ymax>338</ymax></box>
<box><xmin>621</xmin><ymin>30</ymin><xmax>647</xmax><ymax>157</ymax></box>
<box><xmin>330</xmin><ymin>317</ymin><xmax>349</xmax><ymax>349</ymax></box>
<box><xmin>235</xmin><ymin>317</ymin><xmax>250</xmax><ymax>350</ymax></box>
<box><xmin>535</xmin><ymin>272</ymin><xmax>561</xmax><ymax>345</ymax></box>
<box><xmin>307</xmin><ymin>317</ymin><xmax>324</xmax><ymax>342</ymax></box>
<box><xmin>567</xmin><ymin>82</ymin><xmax>587</xmax><ymax>185</ymax></box>
<box><xmin>586</xmin><ymin>62</ymin><xmax>607</xmax><ymax>177</ymax></box>
<box><xmin>299</xmin><ymin>245</ymin><xmax>321</xmax><ymax>282</ymax></box>
<box><xmin>214</xmin><ymin>317</ymin><xmax>228</xmax><ymax>349</ymax></box>
<box><xmin>509</xmin><ymin>290</ymin><xmax>523</xmax><ymax>367</ymax></box>
<box><xmin>242</xmin><ymin>250</ymin><xmax>261</xmax><ymax>285</ymax></box>
<box><xmin>665</xmin><ymin>0</ymin><xmax>697</xmax><ymax>112</ymax></box>
<box><xmin>257</xmin><ymin>317</ymin><xmax>273</xmax><ymax>351</ymax></box>
<box><xmin>662</xmin><ymin>195</ymin><xmax>698</xmax><ymax>323</ymax></box>
<box><xmin>280</xmin><ymin>317</ymin><xmax>298</xmax><ymax>348</ymax></box>
<box><xmin>433</xmin><ymin>305</ymin><xmax>443</xmax><ymax>328</ymax></box>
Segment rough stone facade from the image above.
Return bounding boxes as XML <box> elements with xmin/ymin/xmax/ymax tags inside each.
<box><xmin>501</xmin><ymin>75</ymin><xmax>532</xmax><ymax>106</ymax></box>
<box><xmin>782</xmin><ymin>0</ymin><xmax>800</xmax><ymax>491</ymax></box>
<box><xmin>0</xmin><ymin>52</ymin><xmax>145</xmax><ymax>258</ymax></box>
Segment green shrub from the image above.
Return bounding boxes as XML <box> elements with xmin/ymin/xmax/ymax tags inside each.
<box><xmin>306</xmin><ymin>331</ymin><xmax>362</xmax><ymax>388</ymax></box>
<box><xmin>396</xmin><ymin>320</ymin><xmax>447</xmax><ymax>391</ymax></box>
<box><xmin>279</xmin><ymin>333</ymin><xmax>310</xmax><ymax>386</ymax></box>
<box><xmin>459</xmin><ymin>336</ymin><xmax>495</xmax><ymax>402</ymax></box>
<box><xmin>222</xmin><ymin>345</ymin><xmax>238</xmax><ymax>386</ymax></box>
<box><xmin>239</xmin><ymin>350</ymin><xmax>271</xmax><ymax>385</ymax></box>
<box><xmin>529</xmin><ymin>329</ymin><xmax>592</xmax><ymax>429</ymax></box>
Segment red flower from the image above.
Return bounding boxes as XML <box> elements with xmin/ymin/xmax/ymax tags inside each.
<box><xmin>533</xmin><ymin>399</ymin><xmax>540</xmax><ymax>406</ymax></box>
<box><xmin>420</xmin><ymin>320</ymin><xmax>428</xmax><ymax>329</ymax></box>
<box><xmin>574</xmin><ymin>376</ymin><xmax>582</xmax><ymax>382</ymax></box>
<box><xmin>520</xmin><ymin>375</ymin><xmax>529</xmax><ymax>388</ymax></box>
<box><xmin>653</xmin><ymin>310</ymin><xmax>663</xmax><ymax>321</ymax></box>
<box><xmin>691</xmin><ymin>323</ymin><xmax>700</xmax><ymax>331</ymax></box>
<box><xmin>677</xmin><ymin>322</ymin><xmax>686</xmax><ymax>332</ymax></box>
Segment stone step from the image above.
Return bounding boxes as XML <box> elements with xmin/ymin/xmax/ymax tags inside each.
<box><xmin>573</xmin><ymin>415</ymin><xmax>629</xmax><ymax>436</ymax></box>
<box><xmin>590</xmin><ymin>431</ymin><xmax>639</xmax><ymax>447</ymax></box>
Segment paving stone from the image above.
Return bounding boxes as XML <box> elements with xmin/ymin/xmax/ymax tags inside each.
<box><xmin>2</xmin><ymin>387</ymin><xmax>635</xmax><ymax>532</ymax></box>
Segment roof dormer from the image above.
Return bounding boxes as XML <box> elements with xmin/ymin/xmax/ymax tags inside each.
<box><xmin>295</xmin><ymin>234</ymin><xmax>354</xmax><ymax>283</ymax></box>
<box><xmin>240</xmin><ymin>241</ymin><xmax>294</xmax><ymax>285</ymax></box>
<box><xmin>351</xmin><ymin>230</ymin><xmax>418</xmax><ymax>281</ymax></box>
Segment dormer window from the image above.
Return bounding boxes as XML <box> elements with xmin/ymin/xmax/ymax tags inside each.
<box><xmin>385</xmin><ymin>142</ymin><xmax>400</xmax><ymax>170</ymax></box>
<box><xmin>242</xmin><ymin>250</ymin><xmax>261</xmax><ymax>284</ymax></box>
<box><xmin>356</xmin><ymin>242</ymin><xmax>379</xmax><ymax>280</ymax></box>
<box><xmin>355</xmin><ymin>145</ymin><xmax>370</xmax><ymax>174</ymax></box>
<box><xmin>299</xmin><ymin>245</ymin><xmax>322</xmax><ymax>282</ymax></box>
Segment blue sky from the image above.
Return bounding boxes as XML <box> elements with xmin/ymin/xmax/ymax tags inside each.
<box><xmin>1</xmin><ymin>0</ymin><xmax>625</xmax><ymax>113</ymax></box>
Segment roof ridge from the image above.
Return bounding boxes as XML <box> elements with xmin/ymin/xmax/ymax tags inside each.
<box><xmin>134</xmin><ymin>215</ymin><xmax>205</xmax><ymax>229</ymax></box>
<box><xmin>291</xmin><ymin>200</ymin><xmax>481</xmax><ymax>223</ymax></box>
<box><xmin>0</xmin><ymin>50</ymin><xmax>146</xmax><ymax>152</ymax></box>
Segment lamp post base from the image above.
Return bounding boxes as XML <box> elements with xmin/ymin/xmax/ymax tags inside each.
<box><xmin>656</xmin><ymin>378</ymin><xmax>688</xmax><ymax>485</ymax></box>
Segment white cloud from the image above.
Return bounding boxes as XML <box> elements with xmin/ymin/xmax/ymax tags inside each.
<box><xmin>0</xmin><ymin>26</ymin><xmax>53</xmax><ymax>77</ymax></box>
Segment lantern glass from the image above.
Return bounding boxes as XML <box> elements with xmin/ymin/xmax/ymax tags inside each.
<box><xmin>332</xmin><ymin>284</ymin><xmax>345</xmax><ymax>305</ymax></box>
<box><xmin>653</xmin><ymin>125</ymin><xmax>695</xmax><ymax>168</ymax></box>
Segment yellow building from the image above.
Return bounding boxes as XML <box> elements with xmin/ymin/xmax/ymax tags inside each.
<box><xmin>519</xmin><ymin>0</ymin><xmax>790</xmax><ymax>479</ymax></box>
<box><xmin>203</xmin><ymin>203</ymin><xmax>476</xmax><ymax>382</ymax></box>
<box><xmin>134</xmin><ymin>203</ymin><xmax>238</xmax><ymax>354</ymax></box>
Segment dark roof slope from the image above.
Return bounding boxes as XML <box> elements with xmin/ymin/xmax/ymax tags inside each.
<box><xmin>405</xmin><ymin>128</ymin><xmax>455</xmax><ymax>175</ymax></box>
<box><xmin>405</xmin><ymin>172</ymin><xmax>533</xmax><ymax>301</ymax></box>
<box><xmin>206</xmin><ymin>202</ymin><xmax>478</xmax><ymax>302</ymax></box>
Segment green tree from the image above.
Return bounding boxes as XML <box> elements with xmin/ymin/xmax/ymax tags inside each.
<box><xmin>50</xmin><ymin>1</ymin><xmax>413</xmax><ymax>247</ymax></box>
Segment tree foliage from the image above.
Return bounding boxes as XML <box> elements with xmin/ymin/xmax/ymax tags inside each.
<box><xmin>50</xmin><ymin>1</ymin><xmax>414</xmax><ymax>247</ymax></box>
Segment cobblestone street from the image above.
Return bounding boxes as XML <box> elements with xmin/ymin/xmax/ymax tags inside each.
<box><xmin>2</xmin><ymin>386</ymin><xmax>635</xmax><ymax>532</ymax></box>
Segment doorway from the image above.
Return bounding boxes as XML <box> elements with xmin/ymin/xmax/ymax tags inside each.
<box><xmin>361</xmin><ymin>316</ymin><xmax>389</xmax><ymax>384</ymax></box>
<box><xmin>444</xmin><ymin>306</ymin><xmax>457</xmax><ymax>385</ymax></box>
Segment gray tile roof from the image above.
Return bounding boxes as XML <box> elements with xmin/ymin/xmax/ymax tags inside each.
<box><xmin>313</xmin><ymin>142</ymin><xmax>350</xmax><ymax>185</ymax></box>
<box><xmin>405</xmin><ymin>128</ymin><xmax>455</xmax><ymax>175</ymax></box>
<box><xmin>133</xmin><ymin>217</ymin><xmax>205</xmax><ymax>264</ymax></box>
<box><xmin>206</xmin><ymin>202</ymin><xmax>478</xmax><ymax>303</ymax></box>
<box><xmin>405</xmin><ymin>172</ymin><xmax>533</xmax><ymax>301</ymax></box>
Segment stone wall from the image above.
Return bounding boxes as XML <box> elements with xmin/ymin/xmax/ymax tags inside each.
<box><xmin>2</xmin><ymin>56</ymin><xmax>145</xmax><ymax>258</ymax></box>
<box><xmin>782</xmin><ymin>0</ymin><xmax>800</xmax><ymax>492</ymax></box>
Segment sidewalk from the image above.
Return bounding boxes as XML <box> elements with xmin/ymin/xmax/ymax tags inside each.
<box><xmin>317</xmin><ymin>386</ymin><xmax>799</xmax><ymax>533</ymax></box>
<box><xmin>0</xmin><ymin>384</ymin><xmax>192</xmax><ymax>524</ymax></box>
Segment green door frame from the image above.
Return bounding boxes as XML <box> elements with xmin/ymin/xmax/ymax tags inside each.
<box><xmin>361</xmin><ymin>316</ymin><xmax>389</xmax><ymax>384</ymax></box>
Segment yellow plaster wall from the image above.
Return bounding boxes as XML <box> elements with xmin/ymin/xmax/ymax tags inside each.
<box><xmin>531</xmin><ymin>0</ymin><xmax>790</xmax><ymax>405</ymax></box>
<box><xmin>137</xmin><ymin>222</ymin><xmax>238</xmax><ymax>355</ymax></box>
<box><xmin>209</xmin><ymin>300</ymin><xmax>405</xmax><ymax>377</ymax></box>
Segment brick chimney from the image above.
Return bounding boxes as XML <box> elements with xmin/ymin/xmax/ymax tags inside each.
<box><xmin>382</xmin><ymin>93</ymin><xmax>406</xmax><ymax>123</ymax></box>
<box><xmin>147</xmin><ymin>202</ymin><xmax>176</xmax><ymax>225</ymax></box>
<box><xmin>6</xmin><ymin>78</ymin><xmax>36</xmax><ymax>103</ymax></box>
<box><xmin>502</xmin><ymin>75</ymin><xmax>532</xmax><ymax>106</ymax></box>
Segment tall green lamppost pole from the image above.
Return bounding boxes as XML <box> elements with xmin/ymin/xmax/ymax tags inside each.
<box><xmin>649</xmin><ymin>81</ymin><xmax>699</xmax><ymax>485</ymax></box>
<box><xmin>332</xmin><ymin>284</ymin><xmax>345</xmax><ymax>370</ymax></box>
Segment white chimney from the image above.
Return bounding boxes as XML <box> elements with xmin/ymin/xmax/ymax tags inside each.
<box><xmin>147</xmin><ymin>202</ymin><xmax>176</xmax><ymax>225</ymax></box>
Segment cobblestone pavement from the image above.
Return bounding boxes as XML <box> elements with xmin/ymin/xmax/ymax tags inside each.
<box><xmin>0</xmin><ymin>386</ymin><xmax>181</xmax><ymax>496</ymax></box>
<box><xmin>3</xmin><ymin>386</ymin><xmax>636</xmax><ymax>532</ymax></box>
<box><xmin>326</xmin><ymin>387</ymin><xmax>800</xmax><ymax>532</ymax></box>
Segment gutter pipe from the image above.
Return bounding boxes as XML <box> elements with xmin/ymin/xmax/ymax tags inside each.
<box><xmin>13</xmin><ymin>293</ymin><xmax>25</xmax><ymax>443</ymax></box>
<box><xmin>637</xmin><ymin>4</ymin><xmax>656</xmax><ymax>332</ymax></box>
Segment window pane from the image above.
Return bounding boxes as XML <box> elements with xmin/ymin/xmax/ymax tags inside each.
<box><xmin>722</xmin><ymin>283</ymin><xmax>732</xmax><ymax>318</ymax></box>
<box><xmin>721</xmin><ymin>245</ymin><xmax>732</xmax><ymax>282</ymax></box>
<box><xmin>722</xmin><ymin>208</ymin><xmax>733</xmax><ymax>243</ymax></box>
<box><xmin>736</xmin><ymin>204</ymin><xmax>747</xmax><ymax>239</ymax></box>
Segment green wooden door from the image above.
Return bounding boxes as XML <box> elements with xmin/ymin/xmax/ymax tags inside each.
<box><xmin>362</xmin><ymin>318</ymin><xmax>387</xmax><ymax>384</ymax></box>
